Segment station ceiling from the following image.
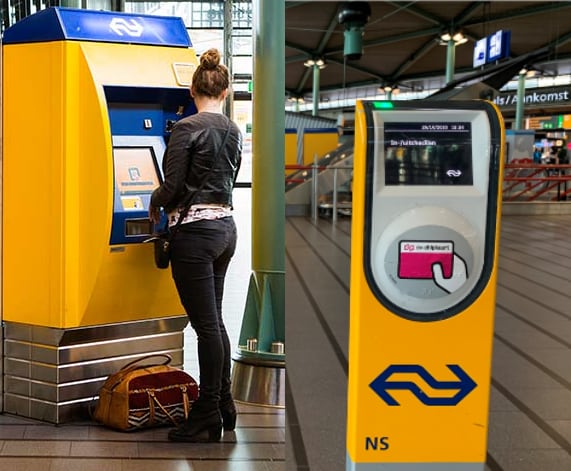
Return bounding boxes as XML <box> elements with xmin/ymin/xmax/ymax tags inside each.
<box><xmin>285</xmin><ymin>1</ymin><xmax>571</xmax><ymax>101</ymax></box>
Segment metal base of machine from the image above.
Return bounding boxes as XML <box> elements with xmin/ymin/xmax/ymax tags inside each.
<box><xmin>346</xmin><ymin>456</ymin><xmax>484</xmax><ymax>471</ymax></box>
<box><xmin>231</xmin><ymin>356</ymin><xmax>285</xmax><ymax>408</ymax></box>
<box><xmin>2</xmin><ymin>316</ymin><xmax>188</xmax><ymax>424</ymax></box>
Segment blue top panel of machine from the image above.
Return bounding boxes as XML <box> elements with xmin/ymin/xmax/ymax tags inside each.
<box><xmin>2</xmin><ymin>7</ymin><xmax>192</xmax><ymax>47</ymax></box>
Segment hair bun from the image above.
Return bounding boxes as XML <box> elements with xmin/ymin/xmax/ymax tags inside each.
<box><xmin>200</xmin><ymin>48</ymin><xmax>221</xmax><ymax>70</ymax></box>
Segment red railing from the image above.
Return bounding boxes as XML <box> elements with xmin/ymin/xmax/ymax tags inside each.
<box><xmin>286</xmin><ymin>161</ymin><xmax>571</xmax><ymax>202</ymax></box>
<box><xmin>503</xmin><ymin>160</ymin><xmax>571</xmax><ymax>201</ymax></box>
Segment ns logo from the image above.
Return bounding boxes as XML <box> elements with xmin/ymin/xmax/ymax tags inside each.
<box><xmin>109</xmin><ymin>18</ymin><xmax>144</xmax><ymax>37</ymax></box>
<box><xmin>365</xmin><ymin>436</ymin><xmax>390</xmax><ymax>451</ymax></box>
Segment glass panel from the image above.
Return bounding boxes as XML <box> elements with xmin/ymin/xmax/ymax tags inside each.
<box><xmin>233</xmin><ymin>33</ymin><xmax>252</xmax><ymax>55</ymax></box>
<box><xmin>124</xmin><ymin>1</ymin><xmax>252</xmax><ymax>29</ymax></box>
<box><xmin>234</xmin><ymin>100</ymin><xmax>253</xmax><ymax>183</ymax></box>
<box><xmin>232</xmin><ymin>1</ymin><xmax>252</xmax><ymax>29</ymax></box>
<box><xmin>60</xmin><ymin>0</ymin><xmax>82</xmax><ymax>7</ymax></box>
<box><xmin>233</xmin><ymin>55</ymin><xmax>253</xmax><ymax>76</ymax></box>
<box><xmin>86</xmin><ymin>0</ymin><xmax>112</xmax><ymax>11</ymax></box>
<box><xmin>189</xmin><ymin>29</ymin><xmax>223</xmax><ymax>55</ymax></box>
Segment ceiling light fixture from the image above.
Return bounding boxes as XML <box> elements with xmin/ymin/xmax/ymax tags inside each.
<box><xmin>439</xmin><ymin>31</ymin><xmax>468</xmax><ymax>46</ymax></box>
<box><xmin>380</xmin><ymin>84</ymin><xmax>400</xmax><ymax>95</ymax></box>
<box><xmin>521</xmin><ymin>68</ymin><xmax>536</xmax><ymax>78</ymax></box>
<box><xmin>304</xmin><ymin>58</ymin><xmax>327</xmax><ymax>69</ymax></box>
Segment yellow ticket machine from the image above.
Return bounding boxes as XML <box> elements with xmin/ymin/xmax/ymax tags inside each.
<box><xmin>2</xmin><ymin>7</ymin><xmax>198</xmax><ymax>423</ymax></box>
<box><xmin>347</xmin><ymin>100</ymin><xmax>504</xmax><ymax>470</ymax></box>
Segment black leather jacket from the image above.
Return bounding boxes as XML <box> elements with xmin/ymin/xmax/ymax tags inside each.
<box><xmin>151</xmin><ymin>112</ymin><xmax>242</xmax><ymax>212</ymax></box>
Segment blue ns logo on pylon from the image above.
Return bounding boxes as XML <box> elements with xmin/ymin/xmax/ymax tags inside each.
<box><xmin>370</xmin><ymin>364</ymin><xmax>477</xmax><ymax>406</ymax></box>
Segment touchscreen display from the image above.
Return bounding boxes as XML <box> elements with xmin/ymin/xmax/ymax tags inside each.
<box><xmin>384</xmin><ymin>122</ymin><xmax>473</xmax><ymax>185</ymax></box>
<box><xmin>113</xmin><ymin>147</ymin><xmax>161</xmax><ymax>195</ymax></box>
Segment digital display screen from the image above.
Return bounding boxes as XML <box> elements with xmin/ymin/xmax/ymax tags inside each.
<box><xmin>113</xmin><ymin>147</ymin><xmax>161</xmax><ymax>195</ymax></box>
<box><xmin>384</xmin><ymin>122</ymin><xmax>473</xmax><ymax>185</ymax></box>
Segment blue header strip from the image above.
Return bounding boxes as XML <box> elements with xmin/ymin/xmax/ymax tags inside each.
<box><xmin>2</xmin><ymin>7</ymin><xmax>191</xmax><ymax>47</ymax></box>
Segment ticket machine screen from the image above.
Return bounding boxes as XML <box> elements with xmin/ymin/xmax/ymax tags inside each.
<box><xmin>113</xmin><ymin>146</ymin><xmax>161</xmax><ymax>212</ymax></box>
<box><xmin>111</xmin><ymin>146</ymin><xmax>162</xmax><ymax>242</ymax></box>
<box><xmin>113</xmin><ymin>147</ymin><xmax>161</xmax><ymax>196</ymax></box>
<box><xmin>384</xmin><ymin>122</ymin><xmax>473</xmax><ymax>186</ymax></box>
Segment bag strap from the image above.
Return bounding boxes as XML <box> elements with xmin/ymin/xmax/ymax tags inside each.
<box><xmin>89</xmin><ymin>353</ymin><xmax>174</xmax><ymax>415</ymax></box>
<box><xmin>148</xmin><ymin>388</ymin><xmax>185</xmax><ymax>426</ymax></box>
<box><xmin>103</xmin><ymin>353</ymin><xmax>173</xmax><ymax>392</ymax></box>
<box><xmin>168</xmin><ymin>118</ymin><xmax>233</xmax><ymax>237</ymax></box>
<box><xmin>119</xmin><ymin>353</ymin><xmax>172</xmax><ymax>372</ymax></box>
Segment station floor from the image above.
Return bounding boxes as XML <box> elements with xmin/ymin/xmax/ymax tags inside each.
<box><xmin>285</xmin><ymin>211</ymin><xmax>571</xmax><ymax>471</ymax></box>
<box><xmin>1</xmin><ymin>191</ymin><xmax>570</xmax><ymax>471</ymax></box>
<box><xmin>0</xmin><ymin>187</ymin><xmax>285</xmax><ymax>470</ymax></box>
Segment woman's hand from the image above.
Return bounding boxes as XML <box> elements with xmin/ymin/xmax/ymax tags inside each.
<box><xmin>149</xmin><ymin>204</ymin><xmax>161</xmax><ymax>225</ymax></box>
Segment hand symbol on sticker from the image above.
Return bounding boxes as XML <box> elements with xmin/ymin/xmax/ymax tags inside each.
<box><xmin>432</xmin><ymin>254</ymin><xmax>468</xmax><ymax>294</ymax></box>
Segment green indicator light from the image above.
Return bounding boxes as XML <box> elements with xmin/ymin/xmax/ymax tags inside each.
<box><xmin>373</xmin><ymin>101</ymin><xmax>394</xmax><ymax>109</ymax></box>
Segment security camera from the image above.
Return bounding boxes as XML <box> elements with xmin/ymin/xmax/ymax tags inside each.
<box><xmin>338</xmin><ymin>2</ymin><xmax>371</xmax><ymax>60</ymax></box>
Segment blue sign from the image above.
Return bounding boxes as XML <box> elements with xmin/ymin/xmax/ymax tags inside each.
<box><xmin>2</xmin><ymin>7</ymin><xmax>191</xmax><ymax>47</ymax></box>
<box><xmin>473</xmin><ymin>37</ymin><xmax>487</xmax><ymax>67</ymax></box>
<box><xmin>370</xmin><ymin>364</ymin><xmax>477</xmax><ymax>406</ymax></box>
<box><xmin>487</xmin><ymin>30</ymin><xmax>511</xmax><ymax>62</ymax></box>
<box><xmin>472</xmin><ymin>30</ymin><xmax>511</xmax><ymax>68</ymax></box>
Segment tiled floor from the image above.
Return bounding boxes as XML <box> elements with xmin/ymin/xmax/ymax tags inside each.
<box><xmin>0</xmin><ymin>188</ymin><xmax>286</xmax><ymax>470</ymax></box>
<box><xmin>0</xmin><ymin>402</ymin><xmax>284</xmax><ymax>470</ymax></box>
<box><xmin>3</xmin><ymin>195</ymin><xmax>570</xmax><ymax>470</ymax></box>
<box><xmin>285</xmin><ymin>213</ymin><xmax>571</xmax><ymax>471</ymax></box>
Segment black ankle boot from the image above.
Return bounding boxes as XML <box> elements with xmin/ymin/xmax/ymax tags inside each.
<box><xmin>168</xmin><ymin>403</ymin><xmax>222</xmax><ymax>442</ymax></box>
<box><xmin>219</xmin><ymin>398</ymin><xmax>237</xmax><ymax>431</ymax></box>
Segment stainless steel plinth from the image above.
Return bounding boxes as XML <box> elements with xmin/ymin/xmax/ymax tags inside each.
<box><xmin>3</xmin><ymin>316</ymin><xmax>188</xmax><ymax>424</ymax></box>
<box><xmin>231</xmin><ymin>356</ymin><xmax>285</xmax><ymax>408</ymax></box>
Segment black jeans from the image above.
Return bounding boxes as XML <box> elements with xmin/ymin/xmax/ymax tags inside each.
<box><xmin>170</xmin><ymin>216</ymin><xmax>237</xmax><ymax>407</ymax></box>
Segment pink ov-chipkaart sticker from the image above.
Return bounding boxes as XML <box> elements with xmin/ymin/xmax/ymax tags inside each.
<box><xmin>398</xmin><ymin>241</ymin><xmax>454</xmax><ymax>279</ymax></box>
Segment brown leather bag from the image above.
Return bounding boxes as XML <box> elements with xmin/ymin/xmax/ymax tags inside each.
<box><xmin>93</xmin><ymin>354</ymin><xmax>198</xmax><ymax>431</ymax></box>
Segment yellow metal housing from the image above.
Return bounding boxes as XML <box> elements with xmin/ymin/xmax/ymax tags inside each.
<box><xmin>347</xmin><ymin>100</ymin><xmax>505</xmax><ymax>466</ymax></box>
<box><xmin>2</xmin><ymin>41</ymin><xmax>198</xmax><ymax>328</ymax></box>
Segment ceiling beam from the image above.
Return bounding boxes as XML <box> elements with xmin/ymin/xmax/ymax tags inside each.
<box><xmin>386</xmin><ymin>0</ymin><xmax>477</xmax><ymax>80</ymax></box>
<box><xmin>294</xmin><ymin>8</ymin><xmax>340</xmax><ymax>93</ymax></box>
<box><xmin>384</xmin><ymin>1</ymin><xmax>444</xmax><ymax>25</ymax></box>
<box><xmin>285</xmin><ymin>1</ymin><xmax>310</xmax><ymax>9</ymax></box>
<box><xmin>450</xmin><ymin>1</ymin><xmax>484</xmax><ymax>28</ymax></box>
<box><xmin>324</xmin><ymin>57</ymin><xmax>389</xmax><ymax>82</ymax></box>
<box><xmin>286</xmin><ymin>39</ymin><xmax>391</xmax><ymax>93</ymax></box>
<box><xmin>544</xmin><ymin>29</ymin><xmax>571</xmax><ymax>51</ymax></box>
<box><xmin>286</xmin><ymin>52</ymin><xmax>310</xmax><ymax>65</ymax></box>
<box><xmin>318</xmin><ymin>2</ymin><xmax>508</xmax><ymax>92</ymax></box>
<box><xmin>324</xmin><ymin>26</ymin><xmax>442</xmax><ymax>56</ymax></box>
<box><xmin>464</xmin><ymin>2</ymin><xmax>571</xmax><ymax>27</ymax></box>
<box><xmin>286</xmin><ymin>2</ymin><xmax>571</xmax><ymax>101</ymax></box>
<box><xmin>390</xmin><ymin>38</ymin><xmax>439</xmax><ymax>81</ymax></box>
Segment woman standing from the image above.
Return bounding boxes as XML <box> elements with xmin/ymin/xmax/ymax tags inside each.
<box><xmin>149</xmin><ymin>48</ymin><xmax>242</xmax><ymax>442</ymax></box>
